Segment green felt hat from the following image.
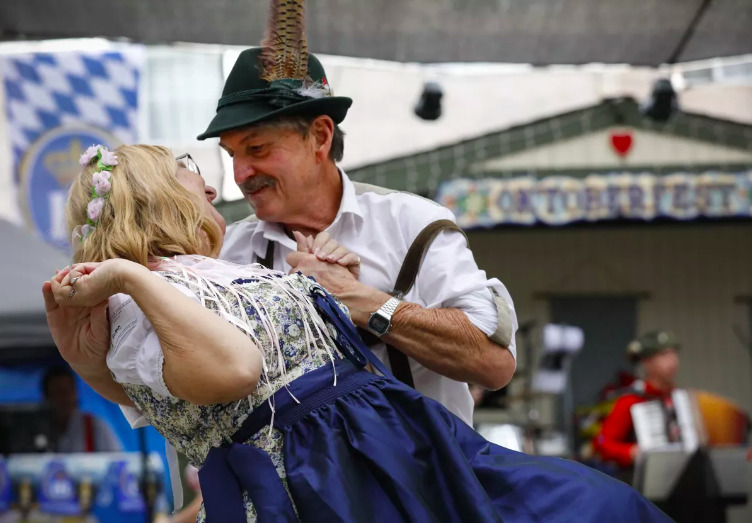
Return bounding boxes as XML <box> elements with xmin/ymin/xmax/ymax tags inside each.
<box><xmin>626</xmin><ymin>330</ymin><xmax>680</xmax><ymax>362</ymax></box>
<box><xmin>198</xmin><ymin>48</ymin><xmax>352</xmax><ymax>140</ymax></box>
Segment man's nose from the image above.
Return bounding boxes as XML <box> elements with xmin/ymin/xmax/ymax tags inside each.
<box><xmin>233</xmin><ymin>157</ymin><xmax>257</xmax><ymax>185</ymax></box>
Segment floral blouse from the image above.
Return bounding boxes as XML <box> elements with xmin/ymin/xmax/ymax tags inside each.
<box><xmin>106</xmin><ymin>256</ymin><xmax>345</xmax><ymax>521</ymax></box>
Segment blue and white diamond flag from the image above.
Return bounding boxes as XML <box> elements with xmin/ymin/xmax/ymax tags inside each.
<box><xmin>2</xmin><ymin>46</ymin><xmax>144</xmax><ymax>250</ymax></box>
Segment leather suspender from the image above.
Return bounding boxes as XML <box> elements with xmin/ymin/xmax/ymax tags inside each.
<box><xmin>255</xmin><ymin>219</ymin><xmax>467</xmax><ymax>388</ymax></box>
<box><xmin>258</xmin><ymin>240</ymin><xmax>275</xmax><ymax>270</ymax></box>
<box><xmin>377</xmin><ymin>219</ymin><xmax>466</xmax><ymax>387</ymax></box>
<box><xmin>393</xmin><ymin>219</ymin><xmax>466</xmax><ymax>297</ymax></box>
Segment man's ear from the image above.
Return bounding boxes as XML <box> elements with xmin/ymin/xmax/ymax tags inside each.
<box><xmin>309</xmin><ymin>115</ymin><xmax>334</xmax><ymax>163</ymax></box>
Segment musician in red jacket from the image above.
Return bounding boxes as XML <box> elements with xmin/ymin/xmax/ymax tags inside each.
<box><xmin>593</xmin><ymin>331</ymin><xmax>681</xmax><ymax>470</ymax></box>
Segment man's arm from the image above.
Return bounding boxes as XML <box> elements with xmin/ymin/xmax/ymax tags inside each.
<box><xmin>594</xmin><ymin>396</ymin><xmax>640</xmax><ymax>467</ymax></box>
<box><xmin>286</xmin><ymin>254</ymin><xmax>515</xmax><ymax>390</ymax></box>
<box><xmin>344</xmin><ymin>284</ymin><xmax>514</xmax><ymax>390</ymax></box>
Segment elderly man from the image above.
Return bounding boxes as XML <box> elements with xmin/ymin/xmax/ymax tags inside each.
<box><xmin>199</xmin><ymin>47</ymin><xmax>517</xmax><ymax>425</ymax></box>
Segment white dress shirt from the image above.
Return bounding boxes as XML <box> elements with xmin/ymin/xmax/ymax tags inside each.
<box><xmin>220</xmin><ymin>170</ymin><xmax>517</xmax><ymax>425</ymax></box>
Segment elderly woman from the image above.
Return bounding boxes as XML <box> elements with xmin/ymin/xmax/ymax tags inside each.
<box><xmin>45</xmin><ymin>144</ymin><xmax>670</xmax><ymax>523</ymax></box>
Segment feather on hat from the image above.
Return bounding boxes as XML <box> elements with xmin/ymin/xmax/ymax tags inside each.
<box><xmin>197</xmin><ymin>0</ymin><xmax>351</xmax><ymax>140</ymax></box>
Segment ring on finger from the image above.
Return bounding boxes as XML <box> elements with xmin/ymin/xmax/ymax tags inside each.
<box><xmin>70</xmin><ymin>276</ymin><xmax>80</xmax><ymax>286</ymax></box>
<box><xmin>68</xmin><ymin>288</ymin><xmax>76</xmax><ymax>299</ymax></box>
<box><xmin>355</xmin><ymin>256</ymin><xmax>361</xmax><ymax>265</ymax></box>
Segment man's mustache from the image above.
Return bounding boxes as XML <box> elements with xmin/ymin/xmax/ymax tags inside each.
<box><xmin>241</xmin><ymin>175</ymin><xmax>276</xmax><ymax>195</ymax></box>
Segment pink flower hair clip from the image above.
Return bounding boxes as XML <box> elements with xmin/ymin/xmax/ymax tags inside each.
<box><xmin>73</xmin><ymin>145</ymin><xmax>118</xmax><ymax>244</ymax></box>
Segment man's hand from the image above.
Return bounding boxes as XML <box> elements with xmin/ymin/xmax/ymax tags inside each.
<box><xmin>43</xmin><ymin>268</ymin><xmax>110</xmax><ymax>372</ymax></box>
<box><xmin>292</xmin><ymin>231</ymin><xmax>361</xmax><ymax>279</ymax></box>
<box><xmin>287</xmin><ymin>245</ymin><xmax>392</xmax><ymax>327</ymax></box>
<box><xmin>286</xmin><ymin>251</ymin><xmax>360</xmax><ymax>297</ymax></box>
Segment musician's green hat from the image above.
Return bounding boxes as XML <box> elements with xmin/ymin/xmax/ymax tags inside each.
<box><xmin>627</xmin><ymin>331</ymin><xmax>680</xmax><ymax>362</ymax></box>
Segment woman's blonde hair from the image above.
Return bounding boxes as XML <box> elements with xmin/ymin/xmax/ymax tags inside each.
<box><xmin>66</xmin><ymin>145</ymin><xmax>222</xmax><ymax>265</ymax></box>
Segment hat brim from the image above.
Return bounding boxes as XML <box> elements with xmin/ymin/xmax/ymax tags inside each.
<box><xmin>630</xmin><ymin>344</ymin><xmax>680</xmax><ymax>363</ymax></box>
<box><xmin>197</xmin><ymin>96</ymin><xmax>352</xmax><ymax>141</ymax></box>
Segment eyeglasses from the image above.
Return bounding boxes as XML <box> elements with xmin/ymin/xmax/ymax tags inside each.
<box><xmin>175</xmin><ymin>153</ymin><xmax>201</xmax><ymax>176</ymax></box>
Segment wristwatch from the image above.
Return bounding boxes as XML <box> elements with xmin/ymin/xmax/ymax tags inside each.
<box><xmin>367</xmin><ymin>297</ymin><xmax>402</xmax><ymax>337</ymax></box>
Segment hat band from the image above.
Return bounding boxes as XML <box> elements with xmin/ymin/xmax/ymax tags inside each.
<box><xmin>217</xmin><ymin>80</ymin><xmax>308</xmax><ymax>110</ymax></box>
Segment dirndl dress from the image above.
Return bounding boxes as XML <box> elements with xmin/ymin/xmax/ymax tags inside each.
<box><xmin>199</xmin><ymin>285</ymin><xmax>672</xmax><ymax>523</ymax></box>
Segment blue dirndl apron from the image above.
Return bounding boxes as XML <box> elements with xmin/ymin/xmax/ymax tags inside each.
<box><xmin>199</xmin><ymin>286</ymin><xmax>673</xmax><ymax>523</ymax></box>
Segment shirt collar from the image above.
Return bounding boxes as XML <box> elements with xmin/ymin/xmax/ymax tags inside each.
<box><xmin>248</xmin><ymin>168</ymin><xmax>364</xmax><ymax>260</ymax></box>
<box><xmin>336</xmin><ymin>169</ymin><xmax>365</xmax><ymax>228</ymax></box>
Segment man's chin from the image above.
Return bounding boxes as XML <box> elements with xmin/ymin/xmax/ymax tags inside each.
<box><xmin>245</xmin><ymin>197</ymin><xmax>271</xmax><ymax>220</ymax></box>
<box><xmin>244</xmin><ymin>191</ymin><xmax>283</xmax><ymax>222</ymax></box>
<box><xmin>247</xmin><ymin>201</ymin><xmax>276</xmax><ymax>222</ymax></box>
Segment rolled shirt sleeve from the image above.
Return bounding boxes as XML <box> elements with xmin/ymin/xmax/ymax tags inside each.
<box><xmin>411</xmin><ymin>207</ymin><xmax>518</xmax><ymax>361</ymax></box>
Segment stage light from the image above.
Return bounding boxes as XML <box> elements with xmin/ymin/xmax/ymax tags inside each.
<box><xmin>414</xmin><ymin>81</ymin><xmax>443</xmax><ymax>121</ymax></box>
<box><xmin>641</xmin><ymin>78</ymin><xmax>679</xmax><ymax>122</ymax></box>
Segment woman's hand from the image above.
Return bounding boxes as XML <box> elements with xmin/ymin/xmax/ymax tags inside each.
<box><xmin>43</xmin><ymin>266</ymin><xmax>135</xmax><ymax>405</ymax></box>
<box><xmin>53</xmin><ymin>259</ymin><xmax>144</xmax><ymax>307</ymax></box>
<box><xmin>43</xmin><ymin>274</ymin><xmax>110</xmax><ymax>371</ymax></box>
<box><xmin>293</xmin><ymin>231</ymin><xmax>361</xmax><ymax>279</ymax></box>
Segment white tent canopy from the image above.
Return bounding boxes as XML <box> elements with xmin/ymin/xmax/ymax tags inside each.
<box><xmin>1</xmin><ymin>0</ymin><xmax>750</xmax><ymax>66</ymax></box>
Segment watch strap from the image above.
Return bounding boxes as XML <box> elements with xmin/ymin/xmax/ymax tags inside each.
<box><xmin>379</xmin><ymin>297</ymin><xmax>401</xmax><ymax>317</ymax></box>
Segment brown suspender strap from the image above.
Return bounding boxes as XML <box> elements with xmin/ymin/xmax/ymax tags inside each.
<box><xmin>392</xmin><ymin>219</ymin><xmax>467</xmax><ymax>298</ymax></box>
<box><xmin>384</xmin><ymin>219</ymin><xmax>467</xmax><ymax>387</ymax></box>
<box><xmin>385</xmin><ymin>345</ymin><xmax>415</xmax><ymax>387</ymax></box>
<box><xmin>257</xmin><ymin>240</ymin><xmax>275</xmax><ymax>269</ymax></box>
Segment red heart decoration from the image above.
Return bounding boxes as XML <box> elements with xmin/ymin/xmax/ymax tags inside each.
<box><xmin>610</xmin><ymin>132</ymin><xmax>633</xmax><ymax>157</ymax></box>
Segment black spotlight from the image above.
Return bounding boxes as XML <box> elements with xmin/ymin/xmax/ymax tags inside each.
<box><xmin>414</xmin><ymin>81</ymin><xmax>443</xmax><ymax>121</ymax></box>
<box><xmin>641</xmin><ymin>78</ymin><xmax>679</xmax><ymax>123</ymax></box>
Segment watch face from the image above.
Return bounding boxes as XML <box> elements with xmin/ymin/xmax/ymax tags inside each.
<box><xmin>369</xmin><ymin>315</ymin><xmax>390</xmax><ymax>334</ymax></box>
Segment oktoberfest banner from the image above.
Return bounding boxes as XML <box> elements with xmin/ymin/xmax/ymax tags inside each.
<box><xmin>2</xmin><ymin>46</ymin><xmax>144</xmax><ymax>250</ymax></box>
<box><xmin>435</xmin><ymin>172</ymin><xmax>752</xmax><ymax>228</ymax></box>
